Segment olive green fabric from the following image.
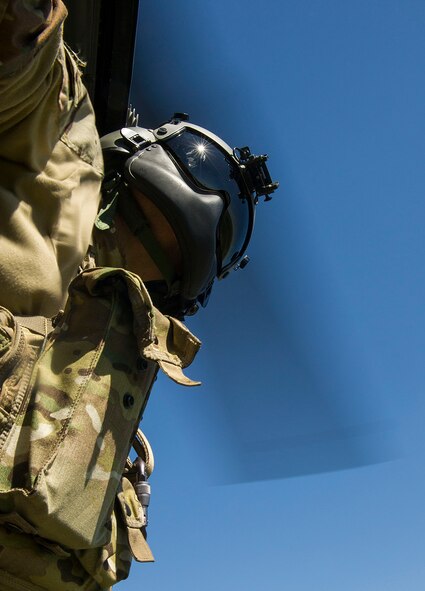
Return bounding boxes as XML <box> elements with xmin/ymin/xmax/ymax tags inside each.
<box><xmin>0</xmin><ymin>0</ymin><xmax>103</xmax><ymax>316</ymax></box>
<box><xmin>0</xmin><ymin>266</ymin><xmax>201</xmax><ymax>589</ymax></box>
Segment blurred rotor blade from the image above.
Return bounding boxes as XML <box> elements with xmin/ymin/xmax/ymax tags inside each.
<box><xmin>187</xmin><ymin>269</ymin><xmax>396</xmax><ymax>484</ymax></box>
<box><xmin>63</xmin><ymin>2</ymin><xmax>396</xmax><ymax>484</ymax></box>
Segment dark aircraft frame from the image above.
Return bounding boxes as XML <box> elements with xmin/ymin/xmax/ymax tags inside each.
<box><xmin>64</xmin><ymin>0</ymin><xmax>139</xmax><ymax>136</ymax></box>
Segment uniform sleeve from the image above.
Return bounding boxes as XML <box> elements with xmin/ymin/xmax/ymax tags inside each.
<box><xmin>0</xmin><ymin>0</ymin><xmax>67</xmax><ymax>72</ymax></box>
<box><xmin>0</xmin><ymin>0</ymin><xmax>103</xmax><ymax>316</ymax></box>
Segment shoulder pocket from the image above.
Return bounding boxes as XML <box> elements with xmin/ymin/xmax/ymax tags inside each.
<box><xmin>0</xmin><ymin>268</ymin><xmax>200</xmax><ymax>555</ymax></box>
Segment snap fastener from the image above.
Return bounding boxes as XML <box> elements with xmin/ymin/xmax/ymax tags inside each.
<box><xmin>123</xmin><ymin>393</ymin><xmax>135</xmax><ymax>408</ymax></box>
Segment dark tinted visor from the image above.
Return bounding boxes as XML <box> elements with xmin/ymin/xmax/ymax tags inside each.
<box><xmin>163</xmin><ymin>129</ymin><xmax>254</xmax><ymax>274</ymax></box>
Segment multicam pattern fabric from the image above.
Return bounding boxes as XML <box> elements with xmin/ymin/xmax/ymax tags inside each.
<box><xmin>0</xmin><ymin>267</ymin><xmax>201</xmax><ymax>589</ymax></box>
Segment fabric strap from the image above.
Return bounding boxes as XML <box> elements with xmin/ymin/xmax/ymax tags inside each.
<box><xmin>14</xmin><ymin>316</ymin><xmax>53</xmax><ymax>338</ymax></box>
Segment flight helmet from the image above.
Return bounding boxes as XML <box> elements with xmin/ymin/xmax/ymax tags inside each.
<box><xmin>98</xmin><ymin>112</ymin><xmax>278</xmax><ymax>316</ymax></box>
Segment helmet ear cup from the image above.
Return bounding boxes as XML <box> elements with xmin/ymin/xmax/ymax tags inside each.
<box><xmin>125</xmin><ymin>145</ymin><xmax>225</xmax><ymax>302</ymax></box>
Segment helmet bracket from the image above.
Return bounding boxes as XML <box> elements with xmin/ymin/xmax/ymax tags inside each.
<box><xmin>235</xmin><ymin>146</ymin><xmax>279</xmax><ymax>201</ymax></box>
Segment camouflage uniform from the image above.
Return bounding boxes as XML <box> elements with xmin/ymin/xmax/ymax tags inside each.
<box><xmin>0</xmin><ymin>267</ymin><xmax>201</xmax><ymax>590</ymax></box>
<box><xmin>0</xmin><ymin>2</ymin><xmax>201</xmax><ymax>589</ymax></box>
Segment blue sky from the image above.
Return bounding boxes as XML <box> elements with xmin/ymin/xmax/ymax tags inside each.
<box><xmin>126</xmin><ymin>1</ymin><xmax>425</xmax><ymax>589</ymax></box>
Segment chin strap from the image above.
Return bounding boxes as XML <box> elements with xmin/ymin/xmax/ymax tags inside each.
<box><xmin>96</xmin><ymin>175</ymin><xmax>179</xmax><ymax>293</ymax></box>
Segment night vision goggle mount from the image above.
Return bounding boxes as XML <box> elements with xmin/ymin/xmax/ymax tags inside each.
<box><xmin>234</xmin><ymin>146</ymin><xmax>279</xmax><ymax>202</ymax></box>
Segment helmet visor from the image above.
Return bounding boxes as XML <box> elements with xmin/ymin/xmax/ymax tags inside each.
<box><xmin>163</xmin><ymin>129</ymin><xmax>254</xmax><ymax>275</ymax></box>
